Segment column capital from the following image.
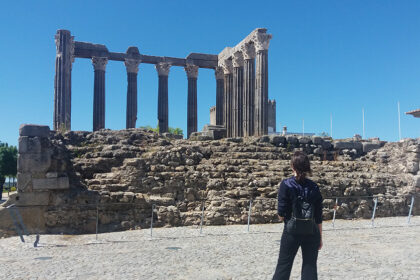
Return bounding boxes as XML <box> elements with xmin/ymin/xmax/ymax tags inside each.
<box><xmin>55</xmin><ymin>31</ymin><xmax>75</xmax><ymax>64</ymax></box>
<box><xmin>232</xmin><ymin>51</ymin><xmax>244</xmax><ymax>68</ymax></box>
<box><xmin>241</xmin><ymin>43</ymin><xmax>256</xmax><ymax>60</ymax></box>
<box><xmin>253</xmin><ymin>33</ymin><xmax>272</xmax><ymax>52</ymax></box>
<box><xmin>155</xmin><ymin>62</ymin><xmax>171</xmax><ymax>76</ymax></box>
<box><xmin>92</xmin><ymin>57</ymin><xmax>108</xmax><ymax>71</ymax></box>
<box><xmin>184</xmin><ymin>64</ymin><xmax>199</xmax><ymax>79</ymax></box>
<box><xmin>220</xmin><ymin>59</ymin><xmax>233</xmax><ymax>75</ymax></box>
<box><xmin>214</xmin><ymin>66</ymin><xmax>224</xmax><ymax>80</ymax></box>
<box><xmin>124</xmin><ymin>58</ymin><xmax>141</xmax><ymax>74</ymax></box>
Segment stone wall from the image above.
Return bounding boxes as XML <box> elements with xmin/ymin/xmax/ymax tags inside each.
<box><xmin>0</xmin><ymin>125</ymin><xmax>419</xmax><ymax>237</ymax></box>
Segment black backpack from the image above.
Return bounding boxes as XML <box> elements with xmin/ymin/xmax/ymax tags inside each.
<box><xmin>285</xmin><ymin>188</ymin><xmax>316</xmax><ymax>235</ymax></box>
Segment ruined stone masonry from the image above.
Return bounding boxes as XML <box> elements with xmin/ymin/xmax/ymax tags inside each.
<box><xmin>0</xmin><ymin>125</ymin><xmax>418</xmax><ymax>237</ymax></box>
<box><xmin>54</xmin><ymin>28</ymin><xmax>272</xmax><ymax>138</ymax></box>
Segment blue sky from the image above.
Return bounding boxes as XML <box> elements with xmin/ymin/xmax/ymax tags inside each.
<box><xmin>0</xmin><ymin>0</ymin><xmax>419</xmax><ymax>146</ymax></box>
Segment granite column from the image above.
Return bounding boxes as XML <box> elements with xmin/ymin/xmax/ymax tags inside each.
<box><xmin>54</xmin><ymin>29</ymin><xmax>74</xmax><ymax>131</ymax></box>
<box><xmin>124</xmin><ymin>59</ymin><xmax>140</xmax><ymax>129</ymax></box>
<box><xmin>92</xmin><ymin>57</ymin><xmax>108</xmax><ymax>131</ymax></box>
<box><xmin>215</xmin><ymin>66</ymin><xmax>225</xmax><ymax>126</ymax></box>
<box><xmin>254</xmin><ymin>33</ymin><xmax>271</xmax><ymax>136</ymax></box>
<box><xmin>232</xmin><ymin>51</ymin><xmax>244</xmax><ymax>137</ymax></box>
<box><xmin>241</xmin><ymin>43</ymin><xmax>256</xmax><ymax>137</ymax></box>
<box><xmin>185</xmin><ymin>64</ymin><xmax>199</xmax><ymax>138</ymax></box>
<box><xmin>156</xmin><ymin>62</ymin><xmax>171</xmax><ymax>133</ymax></box>
<box><xmin>221</xmin><ymin>60</ymin><xmax>233</xmax><ymax>137</ymax></box>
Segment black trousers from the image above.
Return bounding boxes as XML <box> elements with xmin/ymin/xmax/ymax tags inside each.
<box><xmin>273</xmin><ymin>227</ymin><xmax>320</xmax><ymax>280</ymax></box>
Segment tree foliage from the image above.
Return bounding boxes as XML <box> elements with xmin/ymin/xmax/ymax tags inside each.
<box><xmin>0</xmin><ymin>142</ymin><xmax>18</xmax><ymax>181</ymax></box>
<box><xmin>138</xmin><ymin>125</ymin><xmax>183</xmax><ymax>136</ymax></box>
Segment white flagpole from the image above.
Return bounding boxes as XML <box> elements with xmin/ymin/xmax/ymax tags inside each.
<box><xmin>362</xmin><ymin>107</ymin><xmax>365</xmax><ymax>139</ymax></box>
<box><xmin>398</xmin><ymin>101</ymin><xmax>401</xmax><ymax>140</ymax></box>
<box><xmin>302</xmin><ymin>119</ymin><xmax>305</xmax><ymax>137</ymax></box>
<box><xmin>330</xmin><ymin>113</ymin><xmax>333</xmax><ymax>138</ymax></box>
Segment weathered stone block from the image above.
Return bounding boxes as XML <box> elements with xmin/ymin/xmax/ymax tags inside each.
<box><xmin>313</xmin><ymin>147</ymin><xmax>324</xmax><ymax>155</ymax></box>
<box><xmin>32</xmin><ymin>177</ymin><xmax>70</xmax><ymax>190</ymax></box>
<box><xmin>322</xmin><ymin>141</ymin><xmax>332</xmax><ymax>150</ymax></box>
<box><xmin>334</xmin><ymin>141</ymin><xmax>362</xmax><ymax>152</ymax></box>
<box><xmin>312</xmin><ymin>136</ymin><xmax>324</xmax><ymax>145</ymax></box>
<box><xmin>18</xmin><ymin>136</ymin><xmax>41</xmax><ymax>154</ymax></box>
<box><xmin>414</xmin><ymin>175</ymin><xmax>420</xmax><ymax>187</ymax></box>
<box><xmin>298</xmin><ymin>137</ymin><xmax>312</xmax><ymax>145</ymax></box>
<box><xmin>19</xmin><ymin>124</ymin><xmax>50</xmax><ymax>137</ymax></box>
<box><xmin>17</xmin><ymin>172</ymin><xmax>32</xmax><ymax>192</ymax></box>
<box><xmin>269</xmin><ymin>135</ymin><xmax>285</xmax><ymax>146</ymax></box>
<box><xmin>362</xmin><ymin>142</ymin><xmax>381</xmax><ymax>153</ymax></box>
<box><xmin>11</xmin><ymin>192</ymin><xmax>50</xmax><ymax>206</ymax></box>
<box><xmin>286</xmin><ymin>135</ymin><xmax>298</xmax><ymax>144</ymax></box>
<box><xmin>17</xmin><ymin>152</ymin><xmax>51</xmax><ymax>173</ymax></box>
<box><xmin>406</xmin><ymin>161</ymin><xmax>419</xmax><ymax>174</ymax></box>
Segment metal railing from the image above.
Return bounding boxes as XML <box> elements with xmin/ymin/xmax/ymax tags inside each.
<box><xmin>2</xmin><ymin>194</ymin><xmax>417</xmax><ymax>245</ymax></box>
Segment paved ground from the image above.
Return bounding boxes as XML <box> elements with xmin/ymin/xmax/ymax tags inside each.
<box><xmin>0</xmin><ymin>216</ymin><xmax>419</xmax><ymax>280</ymax></box>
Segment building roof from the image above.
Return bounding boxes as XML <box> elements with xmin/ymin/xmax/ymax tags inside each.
<box><xmin>406</xmin><ymin>109</ymin><xmax>420</xmax><ymax>118</ymax></box>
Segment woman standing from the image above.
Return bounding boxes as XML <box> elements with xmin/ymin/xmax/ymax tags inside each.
<box><xmin>273</xmin><ymin>151</ymin><xmax>323</xmax><ymax>280</ymax></box>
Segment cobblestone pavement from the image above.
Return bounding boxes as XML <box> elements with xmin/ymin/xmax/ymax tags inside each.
<box><xmin>0</xmin><ymin>216</ymin><xmax>419</xmax><ymax>280</ymax></box>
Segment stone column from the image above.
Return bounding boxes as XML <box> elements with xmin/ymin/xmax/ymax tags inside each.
<box><xmin>185</xmin><ymin>64</ymin><xmax>199</xmax><ymax>138</ymax></box>
<box><xmin>221</xmin><ymin>60</ymin><xmax>233</xmax><ymax>137</ymax></box>
<box><xmin>124</xmin><ymin>59</ymin><xmax>141</xmax><ymax>129</ymax></box>
<box><xmin>232</xmin><ymin>51</ymin><xmax>244</xmax><ymax>137</ymax></box>
<box><xmin>241</xmin><ymin>43</ymin><xmax>256</xmax><ymax>137</ymax></box>
<box><xmin>155</xmin><ymin>62</ymin><xmax>171</xmax><ymax>133</ymax></box>
<box><xmin>253</xmin><ymin>33</ymin><xmax>271</xmax><ymax>136</ymax></box>
<box><xmin>54</xmin><ymin>30</ymin><xmax>74</xmax><ymax>131</ymax></box>
<box><xmin>214</xmin><ymin>66</ymin><xmax>224</xmax><ymax>126</ymax></box>
<box><xmin>92</xmin><ymin>57</ymin><xmax>108</xmax><ymax>131</ymax></box>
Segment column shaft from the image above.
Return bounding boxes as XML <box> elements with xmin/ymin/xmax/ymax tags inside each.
<box><xmin>216</xmin><ymin>78</ymin><xmax>224</xmax><ymax>126</ymax></box>
<box><xmin>187</xmin><ymin>77</ymin><xmax>198</xmax><ymax>137</ymax></box>
<box><xmin>54</xmin><ymin>30</ymin><xmax>73</xmax><ymax>131</ymax></box>
<box><xmin>233</xmin><ymin>67</ymin><xmax>244</xmax><ymax>137</ymax></box>
<box><xmin>126</xmin><ymin>72</ymin><xmax>138</xmax><ymax>128</ymax></box>
<box><xmin>224</xmin><ymin>74</ymin><xmax>233</xmax><ymax>137</ymax></box>
<box><xmin>158</xmin><ymin>75</ymin><xmax>169</xmax><ymax>133</ymax></box>
<box><xmin>243</xmin><ymin>58</ymin><xmax>255</xmax><ymax>136</ymax></box>
<box><xmin>93</xmin><ymin>70</ymin><xmax>106</xmax><ymax>131</ymax></box>
<box><xmin>255</xmin><ymin>50</ymin><xmax>268</xmax><ymax>136</ymax></box>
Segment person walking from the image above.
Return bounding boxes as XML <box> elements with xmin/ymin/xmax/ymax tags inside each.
<box><xmin>273</xmin><ymin>151</ymin><xmax>323</xmax><ymax>280</ymax></box>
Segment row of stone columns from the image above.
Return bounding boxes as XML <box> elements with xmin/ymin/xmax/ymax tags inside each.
<box><xmin>217</xmin><ymin>32</ymin><xmax>271</xmax><ymax>137</ymax></box>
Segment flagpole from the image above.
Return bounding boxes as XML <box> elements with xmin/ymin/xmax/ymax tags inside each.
<box><xmin>398</xmin><ymin>101</ymin><xmax>401</xmax><ymax>140</ymax></box>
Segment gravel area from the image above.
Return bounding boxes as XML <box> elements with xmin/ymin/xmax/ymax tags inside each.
<box><xmin>0</xmin><ymin>216</ymin><xmax>419</xmax><ymax>280</ymax></box>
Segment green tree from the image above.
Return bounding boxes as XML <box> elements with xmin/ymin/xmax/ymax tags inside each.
<box><xmin>138</xmin><ymin>124</ymin><xmax>183</xmax><ymax>136</ymax></box>
<box><xmin>0</xmin><ymin>142</ymin><xmax>18</xmax><ymax>194</ymax></box>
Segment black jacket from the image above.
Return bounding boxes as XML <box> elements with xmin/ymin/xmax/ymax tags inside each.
<box><xmin>277</xmin><ymin>176</ymin><xmax>323</xmax><ymax>224</ymax></box>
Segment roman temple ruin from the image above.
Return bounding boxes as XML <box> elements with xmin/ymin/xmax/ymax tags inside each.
<box><xmin>54</xmin><ymin>28</ymin><xmax>272</xmax><ymax>138</ymax></box>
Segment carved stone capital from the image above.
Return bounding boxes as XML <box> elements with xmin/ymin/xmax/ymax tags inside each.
<box><xmin>124</xmin><ymin>58</ymin><xmax>141</xmax><ymax>74</ymax></box>
<box><xmin>214</xmin><ymin>66</ymin><xmax>224</xmax><ymax>80</ymax></box>
<box><xmin>55</xmin><ymin>32</ymin><xmax>75</xmax><ymax>65</ymax></box>
<box><xmin>241</xmin><ymin>43</ymin><xmax>256</xmax><ymax>60</ymax></box>
<box><xmin>220</xmin><ymin>59</ymin><xmax>233</xmax><ymax>75</ymax></box>
<box><xmin>92</xmin><ymin>57</ymin><xmax>108</xmax><ymax>71</ymax></box>
<box><xmin>232</xmin><ymin>51</ymin><xmax>244</xmax><ymax>68</ymax></box>
<box><xmin>184</xmin><ymin>64</ymin><xmax>199</xmax><ymax>79</ymax></box>
<box><xmin>155</xmin><ymin>62</ymin><xmax>171</xmax><ymax>76</ymax></box>
<box><xmin>253</xmin><ymin>33</ymin><xmax>272</xmax><ymax>52</ymax></box>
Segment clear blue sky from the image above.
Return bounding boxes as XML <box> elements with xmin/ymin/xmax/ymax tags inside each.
<box><xmin>1</xmin><ymin>0</ymin><xmax>419</xmax><ymax>147</ymax></box>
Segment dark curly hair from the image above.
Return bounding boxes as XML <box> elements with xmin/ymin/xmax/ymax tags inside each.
<box><xmin>291</xmin><ymin>151</ymin><xmax>311</xmax><ymax>182</ymax></box>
